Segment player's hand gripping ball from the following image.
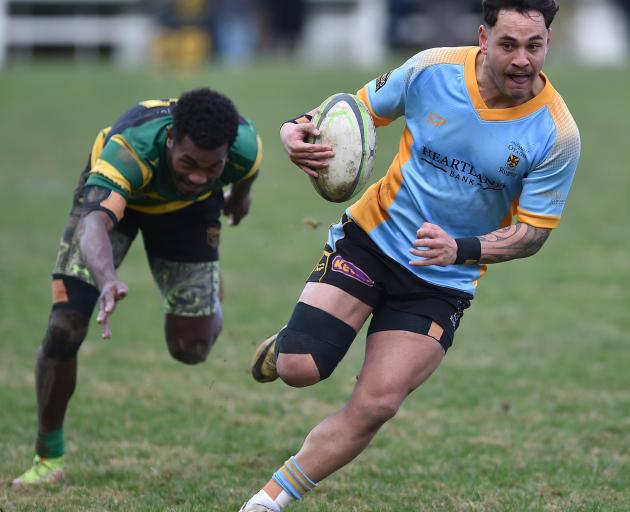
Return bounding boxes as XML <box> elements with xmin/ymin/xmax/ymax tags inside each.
<box><xmin>308</xmin><ymin>93</ymin><xmax>376</xmax><ymax>202</ymax></box>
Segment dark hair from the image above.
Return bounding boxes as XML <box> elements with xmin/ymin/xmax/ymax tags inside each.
<box><xmin>172</xmin><ymin>87</ymin><xmax>239</xmax><ymax>150</ymax></box>
<box><xmin>482</xmin><ymin>0</ymin><xmax>559</xmax><ymax>28</ymax></box>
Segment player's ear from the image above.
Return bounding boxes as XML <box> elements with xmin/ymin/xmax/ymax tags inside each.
<box><xmin>479</xmin><ymin>25</ymin><xmax>488</xmax><ymax>54</ymax></box>
<box><xmin>166</xmin><ymin>126</ymin><xmax>174</xmax><ymax>149</ymax></box>
<box><xmin>546</xmin><ymin>27</ymin><xmax>553</xmax><ymax>54</ymax></box>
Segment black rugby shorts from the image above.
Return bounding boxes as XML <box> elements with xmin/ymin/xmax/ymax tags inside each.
<box><xmin>307</xmin><ymin>217</ymin><xmax>472</xmax><ymax>351</ymax></box>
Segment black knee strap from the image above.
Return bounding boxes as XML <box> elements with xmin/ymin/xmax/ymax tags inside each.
<box><xmin>51</xmin><ymin>274</ymin><xmax>99</xmax><ymax>317</ymax></box>
<box><xmin>277</xmin><ymin>302</ymin><xmax>357</xmax><ymax>380</ymax></box>
<box><xmin>42</xmin><ymin>275</ymin><xmax>97</xmax><ymax>360</ymax></box>
<box><xmin>42</xmin><ymin>309</ymin><xmax>91</xmax><ymax>361</ymax></box>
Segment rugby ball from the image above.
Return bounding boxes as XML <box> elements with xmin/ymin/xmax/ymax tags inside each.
<box><xmin>308</xmin><ymin>93</ymin><xmax>376</xmax><ymax>203</ymax></box>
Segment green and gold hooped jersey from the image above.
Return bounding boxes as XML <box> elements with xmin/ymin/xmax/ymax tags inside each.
<box><xmin>86</xmin><ymin>98</ymin><xmax>262</xmax><ymax>215</ymax></box>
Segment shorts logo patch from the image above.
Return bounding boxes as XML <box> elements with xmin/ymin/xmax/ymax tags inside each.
<box><xmin>52</xmin><ymin>279</ymin><xmax>69</xmax><ymax>305</ymax></box>
<box><xmin>450</xmin><ymin>299</ymin><xmax>468</xmax><ymax>328</ymax></box>
<box><xmin>331</xmin><ymin>255</ymin><xmax>374</xmax><ymax>287</ymax></box>
<box><xmin>206</xmin><ymin>227</ymin><xmax>220</xmax><ymax>249</ymax></box>
<box><xmin>428</xmin><ymin>321</ymin><xmax>444</xmax><ymax>341</ymax></box>
<box><xmin>313</xmin><ymin>262</ymin><xmax>326</xmax><ymax>273</ymax></box>
<box><xmin>375</xmin><ymin>71</ymin><xmax>392</xmax><ymax>92</ymax></box>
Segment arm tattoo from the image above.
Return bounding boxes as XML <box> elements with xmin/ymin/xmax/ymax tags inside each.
<box><xmin>478</xmin><ymin>223</ymin><xmax>551</xmax><ymax>264</ymax></box>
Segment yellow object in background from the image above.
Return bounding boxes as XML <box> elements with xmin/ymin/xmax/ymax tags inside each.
<box><xmin>151</xmin><ymin>26</ymin><xmax>211</xmax><ymax>72</ymax></box>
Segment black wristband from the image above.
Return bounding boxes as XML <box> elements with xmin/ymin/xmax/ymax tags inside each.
<box><xmin>454</xmin><ymin>237</ymin><xmax>481</xmax><ymax>264</ymax></box>
<box><xmin>283</xmin><ymin>113</ymin><xmax>313</xmax><ymax>128</ymax></box>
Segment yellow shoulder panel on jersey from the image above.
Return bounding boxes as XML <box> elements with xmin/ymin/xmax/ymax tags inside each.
<box><xmin>90</xmin><ymin>161</ymin><xmax>133</xmax><ymax>193</ymax></box>
<box><xmin>109</xmin><ymin>134</ymin><xmax>153</xmax><ymax>188</ymax></box>
<box><xmin>139</xmin><ymin>99</ymin><xmax>177</xmax><ymax>109</ymax></box>
<box><xmin>420</xmin><ymin>46</ymin><xmax>473</xmax><ymax>67</ymax></box>
<box><xmin>90</xmin><ymin>127</ymin><xmax>111</xmax><ymax>167</ymax></box>
<box><xmin>358</xmin><ymin>47</ymin><xmax>473</xmax><ymax>129</ymax></box>
<box><xmin>545</xmin><ymin>90</ymin><xmax>581</xmax><ymax>158</ymax></box>
<box><xmin>237</xmin><ymin>134</ymin><xmax>264</xmax><ymax>183</ymax></box>
<box><xmin>357</xmin><ymin>87</ymin><xmax>391</xmax><ymax>128</ymax></box>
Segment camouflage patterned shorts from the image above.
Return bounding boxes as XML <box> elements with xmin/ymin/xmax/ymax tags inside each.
<box><xmin>53</xmin><ymin>188</ymin><xmax>223</xmax><ymax>317</ymax></box>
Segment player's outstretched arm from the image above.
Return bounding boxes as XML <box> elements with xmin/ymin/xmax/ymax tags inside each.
<box><xmin>78</xmin><ymin>200</ymin><xmax>128</xmax><ymax>339</ymax></box>
<box><xmin>280</xmin><ymin>109</ymin><xmax>334</xmax><ymax>178</ymax></box>
<box><xmin>409</xmin><ymin>222</ymin><xmax>551</xmax><ymax>267</ymax></box>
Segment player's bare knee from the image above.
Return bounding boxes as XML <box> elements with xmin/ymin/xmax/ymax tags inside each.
<box><xmin>42</xmin><ymin>310</ymin><xmax>89</xmax><ymax>361</ymax></box>
<box><xmin>277</xmin><ymin>303</ymin><xmax>357</xmax><ymax>384</ymax></box>
<box><xmin>165</xmin><ymin>313</ymin><xmax>222</xmax><ymax>365</ymax></box>
<box><xmin>277</xmin><ymin>354</ymin><xmax>320</xmax><ymax>387</ymax></box>
<box><xmin>167</xmin><ymin>336</ymin><xmax>212</xmax><ymax>365</ymax></box>
<box><xmin>349</xmin><ymin>393</ymin><xmax>403</xmax><ymax>432</ymax></box>
<box><xmin>366</xmin><ymin>398</ymin><xmax>401</xmax><ymax>426</ymax></box>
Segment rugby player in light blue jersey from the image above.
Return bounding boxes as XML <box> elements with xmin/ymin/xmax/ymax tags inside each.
<box><xmin>11</xmin><ymin>88</ymin><xmax>263</xmax><ymax>486</ymax></box>
<box><xmin>241</xmin><ymin>1</ymin><xmax>579</xmax><ymax>510</ymax></box>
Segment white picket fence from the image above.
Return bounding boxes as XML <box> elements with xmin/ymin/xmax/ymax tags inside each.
<box><xmin>0</xmin><ymin>0</ymin><xmax>153</xmax><ymax>67</ymax></box>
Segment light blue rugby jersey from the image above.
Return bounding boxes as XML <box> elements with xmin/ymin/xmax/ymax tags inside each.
<box><xmin>327</xmin><ymin>46</ymin><xmax>580</xmax><ymax>297</ymax></box>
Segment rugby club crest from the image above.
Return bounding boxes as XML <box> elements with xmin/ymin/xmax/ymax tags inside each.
<box><xmin>206</xmin><ymin>227</ymin><xmax>220</xmax><ymax>249</ymax></box>
<box><xmin>507</xmin><ymin>154</ymin><xmax>520</xmax><ymax>168</ymax></box>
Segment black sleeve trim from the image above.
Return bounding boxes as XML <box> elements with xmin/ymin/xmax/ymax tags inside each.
<box><xmin>83</xmin><ymin>205</ymin><xmax>119</xmax><ymax>227</ymax></box>
<box><xmin>282</xmin><ymin>113</ymin><xmax>313</xmax><ymax>129</ymax></box>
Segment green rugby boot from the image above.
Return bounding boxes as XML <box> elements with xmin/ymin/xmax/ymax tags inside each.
<box><xmin>250</xmin><ymin>332</ymin><xmax>280</xmax><ymax>383</ymax></box>
<box><xmin>11</xmin><ymin>455</ymin><xmax>65</xmax><ymax>486</ymax></box>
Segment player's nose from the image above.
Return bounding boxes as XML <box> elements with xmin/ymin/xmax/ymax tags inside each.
<box><xmin>511</xmin><ymin>48</ymin><xmax>529</xmax><ymax>67</ymax></box>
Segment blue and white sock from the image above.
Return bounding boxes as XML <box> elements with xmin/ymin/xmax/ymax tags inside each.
<box><xmin>271</xmin><ymin>456</ymin><xmax>318</xmax><ymax>501</ymax></box>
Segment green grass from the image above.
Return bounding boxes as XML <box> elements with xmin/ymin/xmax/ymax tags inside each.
<box><xmin>1</xmin><ymin>59</ymin><xmax>629</xmax><ymax>511</ymax></box>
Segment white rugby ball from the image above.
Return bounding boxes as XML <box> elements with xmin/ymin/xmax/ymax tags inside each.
<box><xmin>308</xmin><ymin>93</ymin><xmax>376</xmax><ymax>203</ymax></box>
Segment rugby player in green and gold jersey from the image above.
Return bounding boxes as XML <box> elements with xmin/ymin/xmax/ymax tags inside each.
<box><xmin>11</xmin><ymin>87</ymin><xmax>263</xmax><ymax>486</ymax></box>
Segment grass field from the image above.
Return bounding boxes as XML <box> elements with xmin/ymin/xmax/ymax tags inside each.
<box><xmin>0</xmin><ymin>59</ymin><xmax>629</xmax><ymax>511</ymax></box>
